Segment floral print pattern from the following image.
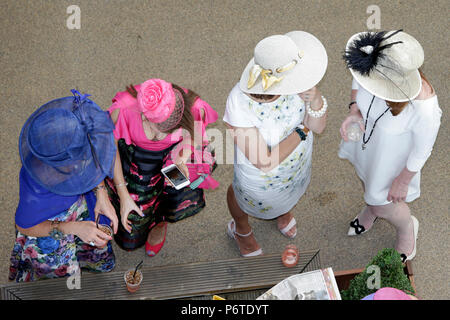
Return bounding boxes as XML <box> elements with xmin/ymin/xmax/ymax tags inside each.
<box><xmin>9</xmin><ymin>196</ymin><xmax>115</xmax><ymax>282</ymax></box>
<box><xmin>233</xmin><ymin>93</ymin><xmax>313</xmax><ymax>219</ymax></box>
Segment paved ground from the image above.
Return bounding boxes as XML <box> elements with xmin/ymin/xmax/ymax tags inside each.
<box><xmin>0</xmin><ymin>0</ymin><xmax>448</xmax><ymax>299</ymax></box>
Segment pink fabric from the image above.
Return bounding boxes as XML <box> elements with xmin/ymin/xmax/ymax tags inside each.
<box><xmin>137</xmin><ymin>79</ymin><xmax>176</xmax><ymax>123</ymax></box>
<box><xmin>108</xmin><ymin>84</ymin><xmax>219</xmax><ymax>189</ymax></box>
<box><xmin>373</xmin><ymin>288</ymin><xmax>412</xmax><ymax>300</ymax></box>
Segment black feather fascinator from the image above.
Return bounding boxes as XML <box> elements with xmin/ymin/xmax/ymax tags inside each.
<box><xmin>343</xmin><ymin>29</ymin><xmax>404</xmax><ymax>76</ymax></box>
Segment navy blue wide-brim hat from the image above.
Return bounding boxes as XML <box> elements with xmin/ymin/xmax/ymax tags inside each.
<box><xmin>19</xmin><ymin>90</ymin><xmax>116</xmax><ymax>196</ymax></box>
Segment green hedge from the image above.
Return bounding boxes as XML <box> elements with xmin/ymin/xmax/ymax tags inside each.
<box><xmin>341</xmin><ymin>248</ymin><xmax>415</xmax><ymax>300</ymax></box>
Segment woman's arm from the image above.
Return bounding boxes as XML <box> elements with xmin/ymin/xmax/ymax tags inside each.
<box><xmin>94</xmin><ymin>180</ymin><xmax>119</xmax><ymax>234</ymax></box>
<box><xmin>339</xmin><ymin>89</ymin><xmax>365</xmax><ymax>141</ymax></box>
<box><xmin>227</xmin><ymin>123</ymin><xmax>302</xmax><ymax>173</ymax></box>
<box><xmin>302</xmin><ymin>87</ymin><xmax>327</xmax><ymax>134</ymax></box>
<box><xmin>388</xmin><ymin>80</ymin><xmax>440</xmax><ymax>203</ymax></box>
<box><xmin>16</xmin><ymin>219</ymin><xmax>111</xmax><ymax>247</ymax></box>
<box><xmin>17</xmin><ymin>220</ymin><xmax>74</xmax><ymax>238</ymax></box>
<box><xmin>387</xmin><ymin>167</ymin><xmax>417</xmax><ymax>203</ymax></box>
<box><xmin>168</xmin><ymin>109</ymin><xmax>206</xmax><ymax>179</ymax></box>
<box><xmin>110</xmin><ymin>109</ymin><xmax>144</xmax><ymax>233</ymax></box>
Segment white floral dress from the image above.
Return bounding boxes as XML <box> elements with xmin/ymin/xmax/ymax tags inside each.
<box><xmin>223</xmin><ymin>83</ymin><xmax>313</xmax><ymax>219</ymax></box>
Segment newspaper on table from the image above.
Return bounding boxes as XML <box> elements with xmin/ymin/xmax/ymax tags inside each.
<box><xmin>257</xmin><ymin>268</ymin><xmax>341</xmax><ymax>300</ymax></box>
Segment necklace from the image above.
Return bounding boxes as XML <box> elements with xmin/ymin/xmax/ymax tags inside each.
<box><xmin>362</xmin><ymin>96</ymin><xmax>390</xmax><ymax>150</ymax></box>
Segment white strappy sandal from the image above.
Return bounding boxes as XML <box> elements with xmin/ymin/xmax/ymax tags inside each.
<box><xmin>227</xmin><ymin>219</ymin><xmax>263</xmax><ymax>257</ymax></box>
<box><xmin>279</xmin><ymin>217</ymin><xmax>297</xmax><ymax>239</ymax></box>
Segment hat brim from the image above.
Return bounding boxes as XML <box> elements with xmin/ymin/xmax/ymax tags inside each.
<box><xmin>240</xmin><ymin>31</ymin><xmax>328</xmax><ymax>95</ymax></box>
<box><xmin>19</xmin><ymin>96</ymin><xmax>116</xmax><ymax>196</ymax></box>
<box><xmin>346</xmin><ymin>32</ymin><xmax>422</xmax><ymax>102</ymax></box>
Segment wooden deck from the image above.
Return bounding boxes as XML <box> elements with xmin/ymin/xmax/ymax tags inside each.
<box><xmin>1</xmin><ymin>249</ymin><xmax>321</xmax><ymax>300</ymax></box>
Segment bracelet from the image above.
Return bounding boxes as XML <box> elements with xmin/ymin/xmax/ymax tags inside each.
<box><xmin>348</xmin><ymin>101</ymin><xmax>357</xmax><ymax>109</ymax></box>
<box><xmin>93</xmin><ymin>185</ymin><xmax>107</xmax><ymax>194</ymax></box>
<box><xmin>114</xmin><ymin>182</ymin><xmax>128</xmax><ymax>188</ymax></box>
<box><xmin>49</xmin><ymin>220</ymin><xmax>64</xmax><ymax>240</ymax></box>
<box><xmin>306</xmin><ymin>96</ymin><xmax>327</xmax><ymax>118</ymax></box>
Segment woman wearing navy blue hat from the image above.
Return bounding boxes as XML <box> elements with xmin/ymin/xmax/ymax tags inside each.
<box><xmin>9</xmin><ymin>90</ymin><xmax>118</xmax><ymax>282</ymax></box>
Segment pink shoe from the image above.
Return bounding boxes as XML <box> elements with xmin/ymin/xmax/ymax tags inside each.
<box><xmin>145</xmin><ymin>222</ymin><xmax>167</xmax><ymax>257</ymax></box>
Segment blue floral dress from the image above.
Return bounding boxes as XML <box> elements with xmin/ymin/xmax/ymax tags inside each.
<box><xmin>9</xmin><ymin>196</ymin><xmax>115</xmax><ymax>282</ymax></box>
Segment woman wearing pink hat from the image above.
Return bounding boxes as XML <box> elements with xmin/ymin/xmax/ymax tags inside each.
<box><xmin>106</xmin><ymin>79</ymin><xmax>218</xmax><ymax>255</ymax></box>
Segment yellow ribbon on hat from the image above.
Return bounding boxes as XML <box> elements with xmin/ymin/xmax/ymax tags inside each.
<box><xmin>247</xmin><ymin>59</ymin><xmax>299</xmax><ymax>91</ymax></box>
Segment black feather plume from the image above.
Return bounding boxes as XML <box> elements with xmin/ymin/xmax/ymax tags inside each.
<box><xmin>343</xmin><ymin>30</ymin><xmax>403</xmax><ymax>76</ymax></box>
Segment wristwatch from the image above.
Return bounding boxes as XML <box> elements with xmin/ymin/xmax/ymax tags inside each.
<box><xmin>49</xmin><ymin>220</ymin><xmax>64</xmax><ymax>240</ymax></box>
<box><xmin>295</xmin><ymin>126</ymin><xmax>307</xmax><ymax>141</ymax></box>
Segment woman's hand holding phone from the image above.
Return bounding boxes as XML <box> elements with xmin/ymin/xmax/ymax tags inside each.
<box><xmin>162</xmin><ymin>162</ymin><xmax>190</xmax><ymax>189</ymax></box>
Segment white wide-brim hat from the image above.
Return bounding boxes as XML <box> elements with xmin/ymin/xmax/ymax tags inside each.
<box><xmin>345</xmin><ymin>30</ymin><xmax>424</xmax><ymax>102</ymax></box>
<box><xmin>240</xmin><ymin>31</ymin><xmax>328</xmax><ymax>95</ymax></box>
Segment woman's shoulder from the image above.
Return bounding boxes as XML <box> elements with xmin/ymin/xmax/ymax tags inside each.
<box><xmin>224</xmin><ymin>83</ymin><xmax>257</xmax><ymax>127</ymax></box>
<box><xmin>225</xmin><ymin>83</ymin><xmax>252</xmax><ymax>114</ymax></box>
<box><xmin>415</xmin><ymin>78</ymin><xmax>436</xmax><ymax>101</ymax></box>
<box><xmin>228</xmin><ymin>82</ymin><xmax>248</xmax><ymax>102</ymax></box>
<box><xmin>111</xmin><ymin>85</ymin><xmax>141</xmax><ymax>109</ymax></box>
<box><xmin>411</xmin><ymin>81</ymin><xmax>441</xmax><ymax>122</ymax></box>
<box><xmin>413</xmin><ymin>79</ymin><xmax>439</xmax><ymax>111</ymax></box>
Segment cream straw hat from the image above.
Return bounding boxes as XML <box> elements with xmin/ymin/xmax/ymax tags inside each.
<box><xmin>240</xmin><ymin>31</ymin><xmax>328</xmax><ymax>95</ymax></box>
<box><xmin>344</xmin><ymin>30</ymin><xmax>424</xmax><ymax>102</ymax></box>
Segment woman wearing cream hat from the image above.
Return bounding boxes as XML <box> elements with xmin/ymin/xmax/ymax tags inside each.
<box><xmin>223</xmin><ymin>31</ymin><xmax>328</xmax><ymax>256</ymax></box>
<box><xmin>339</xmin><ymin>30</ymin><xmax>442</xmax><ymax>262</ymax></box>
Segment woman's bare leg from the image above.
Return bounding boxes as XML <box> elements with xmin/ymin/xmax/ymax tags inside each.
<box><xmin>226</xmin><ymin>185</ymin><xmax>261</xmax><ymax>255</ymax></box>
<box><xmin>355</xmin><ymin>206</ymin><xmax>378</xmax><ymax>230</ymax></box>
<box><xmin>277</xmin><ymin>211</ymin><xmax>297</xmax><ymax>237</ymax></box>
<box><xmin>147</xmin><ymin>221</ymin><xmax>167</xmax><ymax>245</ymax></box>
<box><xmin>354</xmin><ymin>179</ymin><xmax>376</xmax><ymax>230</ymax></box>
<box><xmin>369</xmin><ymin>202</ymin><xmax>415</xmax><ymax>256</ymax></box>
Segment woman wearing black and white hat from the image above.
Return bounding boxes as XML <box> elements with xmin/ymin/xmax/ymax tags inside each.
<box><xmin>224</xmin><ymin>31</ymin><xmax>328</xmax><ymax>256</ymax></box>
<box><xmin>339</xmin><ymin>30</ymin><xmax>442</xmax><ymax>262</ymax></box>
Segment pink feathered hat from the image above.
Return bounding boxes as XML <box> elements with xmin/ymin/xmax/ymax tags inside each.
<box><xmin>137</xmin><ymin>79</ymin><xmax>185</xmax><ymax>131</ymax></box>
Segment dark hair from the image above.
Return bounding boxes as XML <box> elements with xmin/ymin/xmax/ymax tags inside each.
<box><xmin>126</xmin><ymin>83</ymin><xmax>196</xmax><ymax>137</ymax></box>
<box><xmin>249</xmin><ymin>93</ymin><xmax>277</xmax><ymax>101</ymax></box>
<box><xmin>385</xmin><ymin>69</ymin><xmax>430</xmax><ymax>116</ymax></box>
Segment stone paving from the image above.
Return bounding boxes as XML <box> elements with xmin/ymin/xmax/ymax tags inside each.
<box><xmin>0</xmin><ymin>0</ymin><xmax>448</xmax><ymax>299</ymax></box>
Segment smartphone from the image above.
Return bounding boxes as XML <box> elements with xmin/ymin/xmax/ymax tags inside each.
<box><xmin>161</xmin><ymin>164</ymin><xmax>190</xmax><ymax>190</ymax></box>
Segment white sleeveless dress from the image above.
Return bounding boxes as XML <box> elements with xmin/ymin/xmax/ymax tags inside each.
<box><xmin>223</xmin><ymin>83</ymin><xmax>313</xmax><ymax>219</ymax></box>
<box><xmin>338</xmin><ymin>79</ymin><xmax>442</xmax><ymax>206</ymax></box>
